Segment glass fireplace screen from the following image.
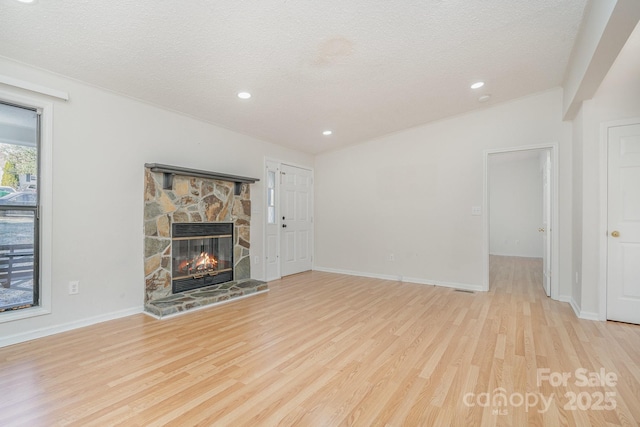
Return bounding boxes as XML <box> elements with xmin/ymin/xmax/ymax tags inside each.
<box><xmin>171</xmin><ymin>222</ymin><xmax>234</xmax><ymax>293</ymax></box>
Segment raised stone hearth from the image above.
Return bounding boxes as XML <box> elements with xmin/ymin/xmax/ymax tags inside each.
<box><xmin>145</xmin><ymin>279</ymin><xmax>268</xmax><ymax>318</ymax></box>
<box><xmin>143</xmin><ymin>164</ymin><xmax>266</xmax><ymax>316</ymax></box>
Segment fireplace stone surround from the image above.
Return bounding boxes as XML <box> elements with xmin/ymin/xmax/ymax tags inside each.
<box><xmin>143</xmin><ymin>164</ymin><xmax>267</xmax><ymax>318</ymax></box>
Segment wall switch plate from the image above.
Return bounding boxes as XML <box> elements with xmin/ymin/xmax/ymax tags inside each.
<box><xmin>471</xmin><ymin>206</ymin><xmax>482</xmax><ymax>216</ymax></box>
<box><xmin>69</xmin><ymin>280</ymin><xmax>79</xmax><ymax>295</ymax></box>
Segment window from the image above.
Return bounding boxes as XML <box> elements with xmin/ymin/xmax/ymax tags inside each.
<box><xmin>267</xmin><ymin>170</ymin><xmax>276</xmax><ymax>224</ymax></box>
<box><xmin>0</xmin><ymin>102</ymin><xmax>40</xmax><ymax>313</ymax></box>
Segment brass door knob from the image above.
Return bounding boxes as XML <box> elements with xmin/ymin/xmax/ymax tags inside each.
<box><xmin>538</xmin><ymin>228</ymin><xmax>545</xmax><ymax>232</ymax></box>
<box><xmin>611</xmin><ymin>230</ymin><xmax>620</xmax><ymax>238</ymax></box>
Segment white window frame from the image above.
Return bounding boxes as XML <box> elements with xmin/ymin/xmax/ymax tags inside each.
<box><xmin>0</xmin><ymin>89</ymin><xmax>53</xmax><ymax>323</ymax></box>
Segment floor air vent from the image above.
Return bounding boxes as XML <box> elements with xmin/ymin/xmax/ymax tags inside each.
<box><xmin>454</xmin><ymin>289</ymin><xmax>475</xmax><ymax>294</ymax></box>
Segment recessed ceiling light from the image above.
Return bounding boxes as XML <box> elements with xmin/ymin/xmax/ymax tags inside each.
<box><xmin>237</xmin><ymin>92</ymin><xmax>251</xmax><ymax>99</ymax></box>
<box><xmin>322</xmin><ymin>130</ymin><xmax>333</xmax><ymax>136</ymax></box>
<box><xmin>15</xmin><ymin>0</ymin><xmax>36</xmax><ymax>3</ymax></box>
<box><xmin>478</xmin><ymin>95</ymin><xmax>491</xmax><ymax>103</ymax></box>
<box><xmin>471</xmin><ymin>81</ymin><xmax>485</xmax><ymax>89</ymax></box>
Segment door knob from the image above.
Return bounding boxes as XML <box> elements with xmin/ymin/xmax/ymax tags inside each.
<box><xmin>538</xmin><ymin>228</ymin><xmax>545</xmax><ymax>232</ymax></box>
<box><xmin>611</xmin><ymin>230</ymin><xmax>620</xmax><ymax>238</ymax></box>
<box><xmin>282</xmin><ymin>224</ymin><xmax>287</xmax><ymax>228</ymax></box>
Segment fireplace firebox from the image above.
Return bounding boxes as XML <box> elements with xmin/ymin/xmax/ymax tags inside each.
<box><xmin>172</xmin><ymin>222</ymin><xmax>234</xmax><ymax>293</ymax></box>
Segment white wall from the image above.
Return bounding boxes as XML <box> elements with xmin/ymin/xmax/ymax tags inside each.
<box><xmin>0</xmin><ymin>57</ymin><xmax>313</xmax><ymax>346</ymax></box>
<box><xmin>489</xmin><ymin>154</ymin><xmax>543</xmax><ymax>258</ymax></box>
<box><xmin>573</xmin><ymin>22</ymin><xmax>640</xmax><ymax>318</ymax></box>
<box><xmin>314</xmin><ymin>89</ymin><xmax>572</xmax><ymax>294</ymax></box>
<box><xmin>572</xmin><ymin>105</ymin><xmax>584</xmax><ymax>311</ymax></box>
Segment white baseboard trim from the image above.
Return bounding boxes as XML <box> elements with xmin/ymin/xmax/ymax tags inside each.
<box><xmin>489</xmin><ymin>253</ymin><xmax>543</xmax><ymax>259</ymax></box>
<box><xmin>557</xmin><ymin>295</ymin><xmax>601</xmax><ymax>321</ymax></box>
<box><xmin>577</xmin><ymin>310</ymin><xmax>600</xmax><ymax>321</ymax></box>
<box><xmin>558</xmin><ymin>295</ymin><xmax>579</xmax><ymax>317</ymax></box>
<box><xmin>0</xmin><ymin>306</ymin><xmax>143</xmax><ymax>348</ymax></box>
<box><xmin>402</xmin><ymin>276</ymin><xmax>484</xmax><ymax>292</ymax></box>
<box><xmin>313</xmin><ymin>266</ymin><xmax>402</xmax><ymax>282</ymax></box>
<box><xmin>313</xmin><ymin>267</ymin><xmax>483</xmax><ymax>292</ymax></box>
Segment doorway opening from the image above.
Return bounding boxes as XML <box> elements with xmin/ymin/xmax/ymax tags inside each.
<box><xmin>484</xmin><ymin>144</ymin><xmax>558</xmax><ymax>300</ymax></box>
<box><xmin>264</xmin><ymin>160</ymin><xmax>314</xmax><ymax>281</ymax></box>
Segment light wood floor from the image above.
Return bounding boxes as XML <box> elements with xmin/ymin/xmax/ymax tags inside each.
<box><xmin>1</xmin><ymin>256</ymin><xmax>639</xmax><ymax>426</ymax></box>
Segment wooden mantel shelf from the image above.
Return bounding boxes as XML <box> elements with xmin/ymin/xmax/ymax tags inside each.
<box><xmin>145</xmin><ymin>163</ymin><xmax>259</xmax><ymax>194</ymax></box>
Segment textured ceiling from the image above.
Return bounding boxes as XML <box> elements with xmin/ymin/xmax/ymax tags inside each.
<box><xmin>0</xmin><ymin>0</ymin><xmax>588</xmax><ymax>154</ymax></box>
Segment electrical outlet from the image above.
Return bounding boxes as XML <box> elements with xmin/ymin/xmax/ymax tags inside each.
<box><xmin>69</xmin><ymin>280</ymin><xmax>79</xmax><ymax>295</ymax></box>
<box><xmin>388</xmin><ymin>253</ymin><xmax>395</xmax><ymax>262</ymax></box>
<box><xmin>254</xmin><ymin>256</ymin><xmax>259</xmax><ymax>265</ymax></box>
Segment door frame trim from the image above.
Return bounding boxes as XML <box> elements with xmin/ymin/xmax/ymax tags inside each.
<box><xmin>483</xmin><ymin>143</ymin><xmax>559</xmax><ymax>300</ymax></box>
<box><xmin>599</xmin><ymin>118</ymin><xmax>640</xmax><ymax>321</ymax></box>
<box><xmin>264</xmin><ymin>158</ymin><xmax>281</xmax><ymax>281</ymax></box>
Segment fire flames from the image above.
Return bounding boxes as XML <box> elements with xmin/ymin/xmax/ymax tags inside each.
<box><xmin>177</xmin><ymin>252</ymin><xmax>218</xmax><ymax>275</ymax></box>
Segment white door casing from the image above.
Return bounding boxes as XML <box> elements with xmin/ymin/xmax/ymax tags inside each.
<box><xmin>483</xmin><ymin>143</ymin><xmax>559</xmax><ymax>300</ymax></box>
<box><xmin>541</xmin><ymin>150</ymin><xmax>552</xmax><ymax>296</ymax></box>
<box><xmin>280</xmin><ymin>164</ymin><xmax>313</xmax><ymax>276</ymax></box>
<box><xmin>606</xmin><ymin>123</ymin><xmax>640</xmax><ymax>324</ymax></box>
<box><xmin>264</xmin><ymin>160</ymin><xmax>280</xmax><ymax>281</ymax></box>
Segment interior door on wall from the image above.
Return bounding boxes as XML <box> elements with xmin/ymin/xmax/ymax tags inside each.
<box><xmin>607</xmin><ymin>123</ymin><xmax>640</xmax><ymax>324</ymax></box>
<box><xmin>280</xmin><ymin>164</ymin><xmax>312</xmax><ymax>276</ymax></box>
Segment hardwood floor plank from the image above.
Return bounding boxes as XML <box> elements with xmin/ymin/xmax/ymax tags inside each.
<box><xmin>1</xmin><ymin>256</ymin><xmax>639</xmax><ymax>426</ymax></box>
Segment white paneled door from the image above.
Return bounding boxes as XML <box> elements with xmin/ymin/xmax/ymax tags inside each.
<box><xmin>607</xmin><ymin>123</ymin><xmax>640</xmax><ymax>324</ymax></box>
<box><xmin>280</xmin><ymin>164</ymin><xmax>313</xmax><ymax>276</ymax></box>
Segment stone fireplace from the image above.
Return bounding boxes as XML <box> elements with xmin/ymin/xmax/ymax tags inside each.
<box><xmin>143</xmin><ymin>164</ymin><xmax>267</xmax><ymax>318</ymax></box>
